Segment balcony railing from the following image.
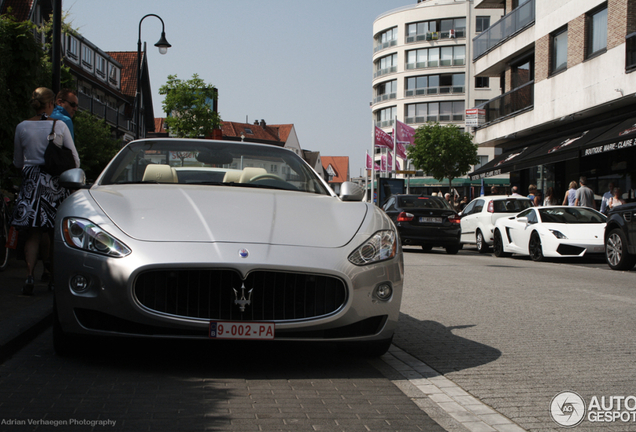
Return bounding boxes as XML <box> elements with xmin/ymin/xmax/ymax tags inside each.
<box><xmin>406</xmin><ymin>28</ymin><xmax>466</xmax><ymax>43</ymax></box>
<box><xmin>406</xmin><ymin>58</ymin><xmax>465</xmax><ymax>69</ymax></box>
<box><xmin>374</xmin><ymin>66</ymin><xmax>398</xmax><ymax>78</ymax></box>
<box><xmin>473</xmin><ymin>0</ymin><xmax>535</xmax><ymax>60</ymax></box>
<box><xmin>374</xmin><ymin>39</ymin><xmax>397</xmax><ymax>53</ymax></box>
<box><xmin>373</xmin><ymin>93</ymin><xmax>397</xmax><ymax>104</ymax></box>
<box><xmin>78</xmin><ymin>92</ymin><xmax>133</xmax><ymax>133</ymax></box>
<box><xmin>627</xmin><ymin>32</ymin><xmax>636</xmax><ymax>72</ymax></box>
<box><xmin>479</xmin><ymin>81</ymin><xmax>534</xmax><ymax>124</ymax></box>
<box><xmin>405</xmin><ymin>113</ymin><xmax>464</xmax><ymax>124</ymax></box>
<box><xmin>405</xmin><ymin>85</ymin><xmax>465</xmax><ymax>97</ymax></box>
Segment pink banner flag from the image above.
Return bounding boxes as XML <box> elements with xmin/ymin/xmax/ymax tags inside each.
<box><xmin>381</xmin><ymin>154</ymin><xmax>387</xmax><ymax>172</ymax></box>
<box><xmin>366</xmin><ymin>151</ymin><xmax>373</xmax><ymax>170</ymax></box>
<box><xmin>396</xmin><ymin>120</ymin><xmax>415</xmax><ymax>147</ymax></box>
<box><xmin>375</xmin><ymin>126</ymin><xmax>394</xmax><ymax>151</ymax></box>
<box><xmin>396</xmin><ymin>141</ymin><xmax>407</xmax><ymax>159</ymax></box>
<box><xmin>387</xmin><ymin>151</ymin><xmax>402</xmax><ymax>172</ymax></box>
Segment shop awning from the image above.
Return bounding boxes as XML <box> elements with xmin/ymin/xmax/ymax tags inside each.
<box><xmin>580</xmin><ymin>116</ymin><xmax>636</xmax><ymax>157</ymax></box>
<box><xmin>469</xmin><ymin>120</ymin><xmax>621</xmax><ymax>180</ymax></box>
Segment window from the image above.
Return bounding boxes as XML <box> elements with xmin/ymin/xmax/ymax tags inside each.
<box><xmin>375</xmin><ymin>106</ymin><xmax>396</xmax><ymax>127</ymax></box>
<box><xmin>405</xmin><ymin>46</ymin><xmax>465</xmax><ymax>69</ymax></box>
<box><xmin>474</xmin><ymin>156</ymin><xmax>489</xmax><ymax>170</ymax></box>
<box><xmin>82</xmin><ymin>45</ymin><xmax>93</xmax><ymax>68</ymax></box>
<box><xmin>109</xmin><ymin>64</ymin><xmax>120</xmax><ymax>86</ymax></box>
<box><xmin>475</xmin><ymin>77</ymin><xmax>490</xmax><ymax>88</ymax></box>
<box><xmin>406</xmin><ymin>17</ymin><xmax>465</xmax><ymax>42</ymax></box>
<box><xmin>406</xmin><ymin>101</ymin><xmax>464</xmax><ymax>124</ymax></box>
<box><xmin>96</xmin><ymin>56</ymin><xmax>106</xmax><ymax>78</ymax></box>
<box><xmin>67</xmin><ymin>35</ymin><xmax>78</xmax><ymax>60</ymax></box>
<box><xmin>375</xmin><ymin>80</ymin><xmax>397</xmax><ymax>103</ymax></box>
<box><xmin>476</xmin><ymin>16</ymin><xmax>490</xmax><ymax>33</ymax></box>
<box><xmin>406</xmin><ymin>73</ymin><xmax>465</xmax><ymax>96</ymax></box>
<box><xmin>551</xmin><ymin>26</ymin><xmax>568</xmax><ymax>74</ymax></box>
<box><xmin>375</xmin><ymin>27</ymin><xmax>397</xmax><ymax>52</ymax></box>
<box><xmin>586</xmin><ymin>4</ymin><xmax>607</xmax><ymax>58</ymax></box>
<box><xmin>374</xmin><ymin>54</ymin><xmax>397</xmax><ymax>78</ymax></box>
<box><xmin>511</xmin><ymin>57</ymin><xmax>533</xmax><ymax>89</ymax></box>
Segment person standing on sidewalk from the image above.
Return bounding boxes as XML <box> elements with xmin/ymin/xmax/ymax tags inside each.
<box><xmin>12</xmin><ymin>87</ymin><xmax>79</xmax><ymax>295</ymax></box>
<box><xmin>599</xmin><ymin>182</ymin><xmax>615</xmax><ymax>215</ymax></box>
<box><xmin>50</xmin><ymin>88</ymin><xmax>78</xmax><ymax>140</ymax></box>
<box><xmin>574</xmin><ymin>176</ymin><xmax>596</xmax><ymax>209</ymax></box>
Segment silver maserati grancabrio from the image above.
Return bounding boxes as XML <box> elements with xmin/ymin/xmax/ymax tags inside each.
<box><xmin>53</xmin><ymin>139</ymin><xmax>403</xmax><ymax>356</ymax></box>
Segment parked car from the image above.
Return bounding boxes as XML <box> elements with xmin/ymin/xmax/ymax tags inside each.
<box><xmin>492</xmin><ymin>206</ymin><xmax>606</xmax><ymax>261</ymax></box>
<box><xmin>382</xmin><ymin>194</ymin><xmax>461</xmax><ymax>254</ymax></box>
<box><xmin>604</xmin><ymin>201</ymin><xmax>636</xmax><ymax>270</ymax></box>
<box><xmin>52</xmin><ymin>139</ymin><xmax>403</xmax><ymax>357</ymax></box>
<box><xmin>460</xmin><ymin>195</ymin><xmax>534</xmax><ymax>253</ymax></box>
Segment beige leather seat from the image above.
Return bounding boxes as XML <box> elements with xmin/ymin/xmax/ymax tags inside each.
<box><xmin>239</xmin><ymin>167</ymin><xmax>267</xmax><ymax>183</ymax></box>
<box><xmin>222</xmin><ymin>170</ymin><xmax>242</xmax><ymax>183</ymax></box>
<box><xmin>142</xmin><ymin>165</ymin><xmax>178</xmax><ymax>183</ymax></box>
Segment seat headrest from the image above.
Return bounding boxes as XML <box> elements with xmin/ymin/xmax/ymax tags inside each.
<box><xmin>142</xmin><ymin>165</ymin><xmax>178</xmax><ymax>183</ymax></box>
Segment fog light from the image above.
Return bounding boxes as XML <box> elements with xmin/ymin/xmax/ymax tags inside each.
<box><xmin>70</xmin><ymin>275</ymin><xmax>89</xmax><ymax>293</ymax></box>
<box><xmin>374</xmin><ymin>283</ymin><xmax>393</xmax><ymax>301</ymax></box>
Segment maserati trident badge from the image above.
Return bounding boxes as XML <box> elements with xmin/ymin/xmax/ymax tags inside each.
<box><xmin>238</xmin><ymin>248</ymin><xmax>249</xmax><ymax>258</ymax></box>
<box><xmin>233</xmin><ymin>283</ymin><xmax>253</xmax><ymax>312</ymax></box>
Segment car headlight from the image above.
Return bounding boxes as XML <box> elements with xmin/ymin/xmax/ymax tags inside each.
<box><xmin>550</xmin><ymin>229</ymin><xmax>568</xmax><ymax>239</ymax></box>
<box><xmin>62</xmin><ymin>217</ymin><xmax>131</xmax><ymax>258</ymax></box>
<box><xmin>348</xmin><ymin>230</ymin><xmax>397</xmax><ymax>266</ymax></box>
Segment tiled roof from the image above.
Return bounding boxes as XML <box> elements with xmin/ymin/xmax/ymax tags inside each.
<box><xmin>154</xmin><ymin>118</ymin><xmax>167</xmax><ymax>134</ymax></box>
<box><xmin>321</xmin><ymin>156</ymin><xmax>349</xmax><ymax>184</ymax></box>
<box><xmin>222</xmin><ymin>121</ymin><xmax>293</xmax><ymax>144</ymax></box>
<box><xmin>106</xmin><ymin>51</ymin><xmax>139</xmax><ymax>98</ymax></box>
<box><xmin>1</xmin><ymin>0</ymin><xmax>34</xmax><ymax>21</ymax></box>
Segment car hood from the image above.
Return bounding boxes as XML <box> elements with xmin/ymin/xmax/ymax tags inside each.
<box><xmin>90</xmin><ymin>185</ymin><xmax>367</xmax><ymax>247</ymax></box>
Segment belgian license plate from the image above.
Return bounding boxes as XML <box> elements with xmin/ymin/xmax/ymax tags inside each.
<box><xmin>420</xmin><ymin>217</ymin><xmax>442</xmax><ymax>223</ymax></box>
<box><xmin>209</xmin><ymin>321</ymin><xmax>275</xmax><ymax>340</ymax></box>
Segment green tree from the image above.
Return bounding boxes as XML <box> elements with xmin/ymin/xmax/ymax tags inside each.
<box><xmin>407</xmin><ymin>122</ymin><xmax>479</xmax><ymax>206</ymax></box>
<box><xmin>73</xmin><ymin>111</ymin><xmax>122</xmax><ymax>181</ymax></box>
<box><xmin>159</xmin><ymin>74</ymin><xmax>221</xmax><ymax>138</ymax></box>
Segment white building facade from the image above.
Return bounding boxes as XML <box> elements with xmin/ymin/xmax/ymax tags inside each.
<box><xmin>372</xmin><ymin>0</ymin><xmax>502</xmax><ymax>193</ymax></box>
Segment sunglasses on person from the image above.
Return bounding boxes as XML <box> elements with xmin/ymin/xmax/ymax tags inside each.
<box><xmin>62</xmin><ymin>99</ymin><xmax>78</xmax><ymax>108</ymax></box>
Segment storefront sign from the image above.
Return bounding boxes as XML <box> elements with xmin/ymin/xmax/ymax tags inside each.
<box><xmin>465</xmin><ymin>109</ymin><xmax>485</xmax><ymax>127</ymax></box>
<box><xmin>470</xmin><ymin>169</ymin><xmax>502</xmax><ymax>181</ymax></box>
<box><xmin>583</xmin><ymin>138</ymin><xmax>634</xmax><ymax>156</ymax></box>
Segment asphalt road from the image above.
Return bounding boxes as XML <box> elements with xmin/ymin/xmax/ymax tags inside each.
<box><xmin>395</xmin><ymin>245</ymin><xmax>636</xmax><ymax>431</ymax></box>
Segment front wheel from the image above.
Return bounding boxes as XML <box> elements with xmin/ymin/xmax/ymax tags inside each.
<box><xmin>528</xmin><ymin>232</ymin><xmax>544</xmax><ymax>262</ymax></box>
<box><xmin>606</xmin><ymin>229</ymin><xmax>636</xmax><ymax>270</ymax></box>
<box><xmin>493</xmin><ymin>229</ymin><xmax>511</xmax><ymax>257</ymax></box>
<box><xmin>445</xmin><ymin>244</ymin><xmax>460</xmax><ymax>255</ymax></box>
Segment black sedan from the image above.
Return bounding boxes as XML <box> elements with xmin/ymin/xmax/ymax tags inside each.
<box><xmin>383</xmin><ymin>194</ymin><xmax>461</xmax><ymax>254</ymax></box>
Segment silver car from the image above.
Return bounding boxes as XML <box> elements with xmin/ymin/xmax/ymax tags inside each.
<box><xmin>53</xmin><ymin>139</ymin><xmax>403</xmax><ymax>356</ymax></box>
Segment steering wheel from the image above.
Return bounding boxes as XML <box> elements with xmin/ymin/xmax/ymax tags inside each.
<box><xmin>249</xmin><ymin>173</ymin><xmax>285</xmax><ymax>182</ymax></box>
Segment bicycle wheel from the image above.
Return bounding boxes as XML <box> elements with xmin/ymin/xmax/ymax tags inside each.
<box><xmin>0</xmin><ymin>202</ymin><xmax>10</xmax><ymax>271</ymax></box>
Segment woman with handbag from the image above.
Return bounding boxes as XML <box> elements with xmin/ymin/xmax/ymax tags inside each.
<box><xmin>12</xmin><ymin>87</ymin><xmax>79</xmax><ymax>295</ymax></box>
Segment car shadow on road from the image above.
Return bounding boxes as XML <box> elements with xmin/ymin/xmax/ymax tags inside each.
<box><xmin>393</xmin><ymin>313</ymin><xmax>501</xmax><ymax>375</ymax></box>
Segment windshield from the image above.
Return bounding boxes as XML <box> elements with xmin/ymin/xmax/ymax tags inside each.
<box><xmin>538</xmin><ymin>207</ymin><xmax>607</xmax><ymax>224</ymax></box>
<box><xmin>398</xmin><ymin>196</ymin><xmax>452</xmax><ymax>210</ymax></box>
<box><xmin>492</xmin><ymin>199</ymin><xmax>534</xmax><ymax>213</ymax></box>
<box><xmin>99</xmin><ymin>139</ymin><xmax>330</xmax><ymax>195</ymax></box>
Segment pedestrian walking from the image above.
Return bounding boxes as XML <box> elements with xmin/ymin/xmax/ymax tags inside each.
<box><xmin>599</xmin><ymin>182</ymin><xmax>615</xmax><ymax>214</ymax></box>
<box><xmin>12</xmin><ymin>87</ymin><xmax>80</xmax><ymax>295</ymax></box>
<box><xmin>543</xmin><ymin>187</ymin><xmax>559</xmax><ymax>206</ymax></box>
<box><xmin>608</xmin><ymin>187</ymin><xmax>625</xmax><ymax>210</ymax></box>
<box><xmin>574</xmin><ymin>176</ymin><xmax>596</xmax><ymax>209</ymax></box>
<box><xmin>562</xmin><ymin>181</ymin><xmax>577</xmax><ymax>206</ymax></box>
<box><xmin>50</xmin><ymin>88</ymin><xmax>78</xmax><ymax>140</ymax></box>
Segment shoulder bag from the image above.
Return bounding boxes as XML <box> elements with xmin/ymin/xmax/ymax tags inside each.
<box><xmin>43</xmin><ymin>119</ymin><xmax>76</xmax><ymax>176</ymax></box>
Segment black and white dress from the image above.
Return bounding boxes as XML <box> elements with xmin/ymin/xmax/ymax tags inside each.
<box><xmin>12</xmin><ymin>119</ymin><xmax>80</xmax><ymax>230</ymax></box>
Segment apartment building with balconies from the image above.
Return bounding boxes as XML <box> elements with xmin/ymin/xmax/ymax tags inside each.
<box><xmin>470</xmin><ymin>0</ymin><xmax>636</xmax><ymax>202</ymax></box>
<box><xmin>372</xmin><ymin>0</ymin><xmax>502</xmax><ymax>193</ymax></box>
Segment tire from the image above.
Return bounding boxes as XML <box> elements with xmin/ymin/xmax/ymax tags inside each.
<box><xmin>421</xmin><ymin>245</ymin><xmax>433</xmax><ymax>252</ymax></box>
<box><xmin>528</xmin><ymin>232</ymin><xmax>544</xmax><ymax>262</ymax></box>
<box><xmin>606</xmin><ymin>229</ymin><xmax>636</xmax><ymax>270</ymax></box>
<box><xmin>476</xmin><ymin>230</ymin><xmax>489</xmax><ymax>253</ymax></box>
<box><xmin>493</xmin><ymin>229</ymin><xmax>511</xmax><ymax>257</ymax></box>
<box><xmin>445</xmin><ymin>244</ymin><xmax>460</xmax><ymax>255</ymax></box>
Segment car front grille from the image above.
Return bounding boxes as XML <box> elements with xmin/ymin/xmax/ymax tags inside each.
<box><xmin>134</xmin><ymin>269</ymin><xmax>347</xmax><ymax>322</ymax></box>
<box><xmin>556</xmin><ymin>244</ymin><xmax>586</xmax><ymax>256</ymax></box>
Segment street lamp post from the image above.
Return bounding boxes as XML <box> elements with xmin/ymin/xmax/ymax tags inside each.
<box><xmin>136</xmin><ymin>14</ymin><xmax>171</xmax><ymax>140</ymax></box>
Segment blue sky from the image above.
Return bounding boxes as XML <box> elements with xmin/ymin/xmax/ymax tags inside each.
<box><xmin>65</xmin><ymin>0</ymin><xmax>412</xmax><ymax>176</ymax></box>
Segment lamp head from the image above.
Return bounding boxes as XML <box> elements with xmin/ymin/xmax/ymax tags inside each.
<box><xmin>155</xmin><ymin>32</ymin><xmax>171</xmax><ymax>55</ymax></box>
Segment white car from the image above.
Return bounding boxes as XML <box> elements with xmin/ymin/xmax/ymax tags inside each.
<box><xmin>460</xmin><ymin>195</ymin><xmax>534</xmax><ymax>253</ymax></box>
<box><xmin>492</xmin><ymin>206</ymin><xmax>607</xmax><ymax>260</ymax></box>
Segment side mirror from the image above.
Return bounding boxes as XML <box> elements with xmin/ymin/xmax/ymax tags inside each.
<box><xmin>339</xmin><ymin>181</ymin><xmax>365</xmax><ymax>202</ymax></box>
<box><xmin>59</xmin><ymin>168</ymin><xmax>87</xmax><ymax>189</ymax></box>
<box><xmin>517</xmin><ymin>216</ymin><xmax>528</xmax><ymax>224</ymax></box>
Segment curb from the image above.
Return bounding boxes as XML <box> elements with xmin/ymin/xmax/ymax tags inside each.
<box><xmin>0</xmin><ymin>296</ymin><xmax>53</xmax><ymax>362</ymax></box>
